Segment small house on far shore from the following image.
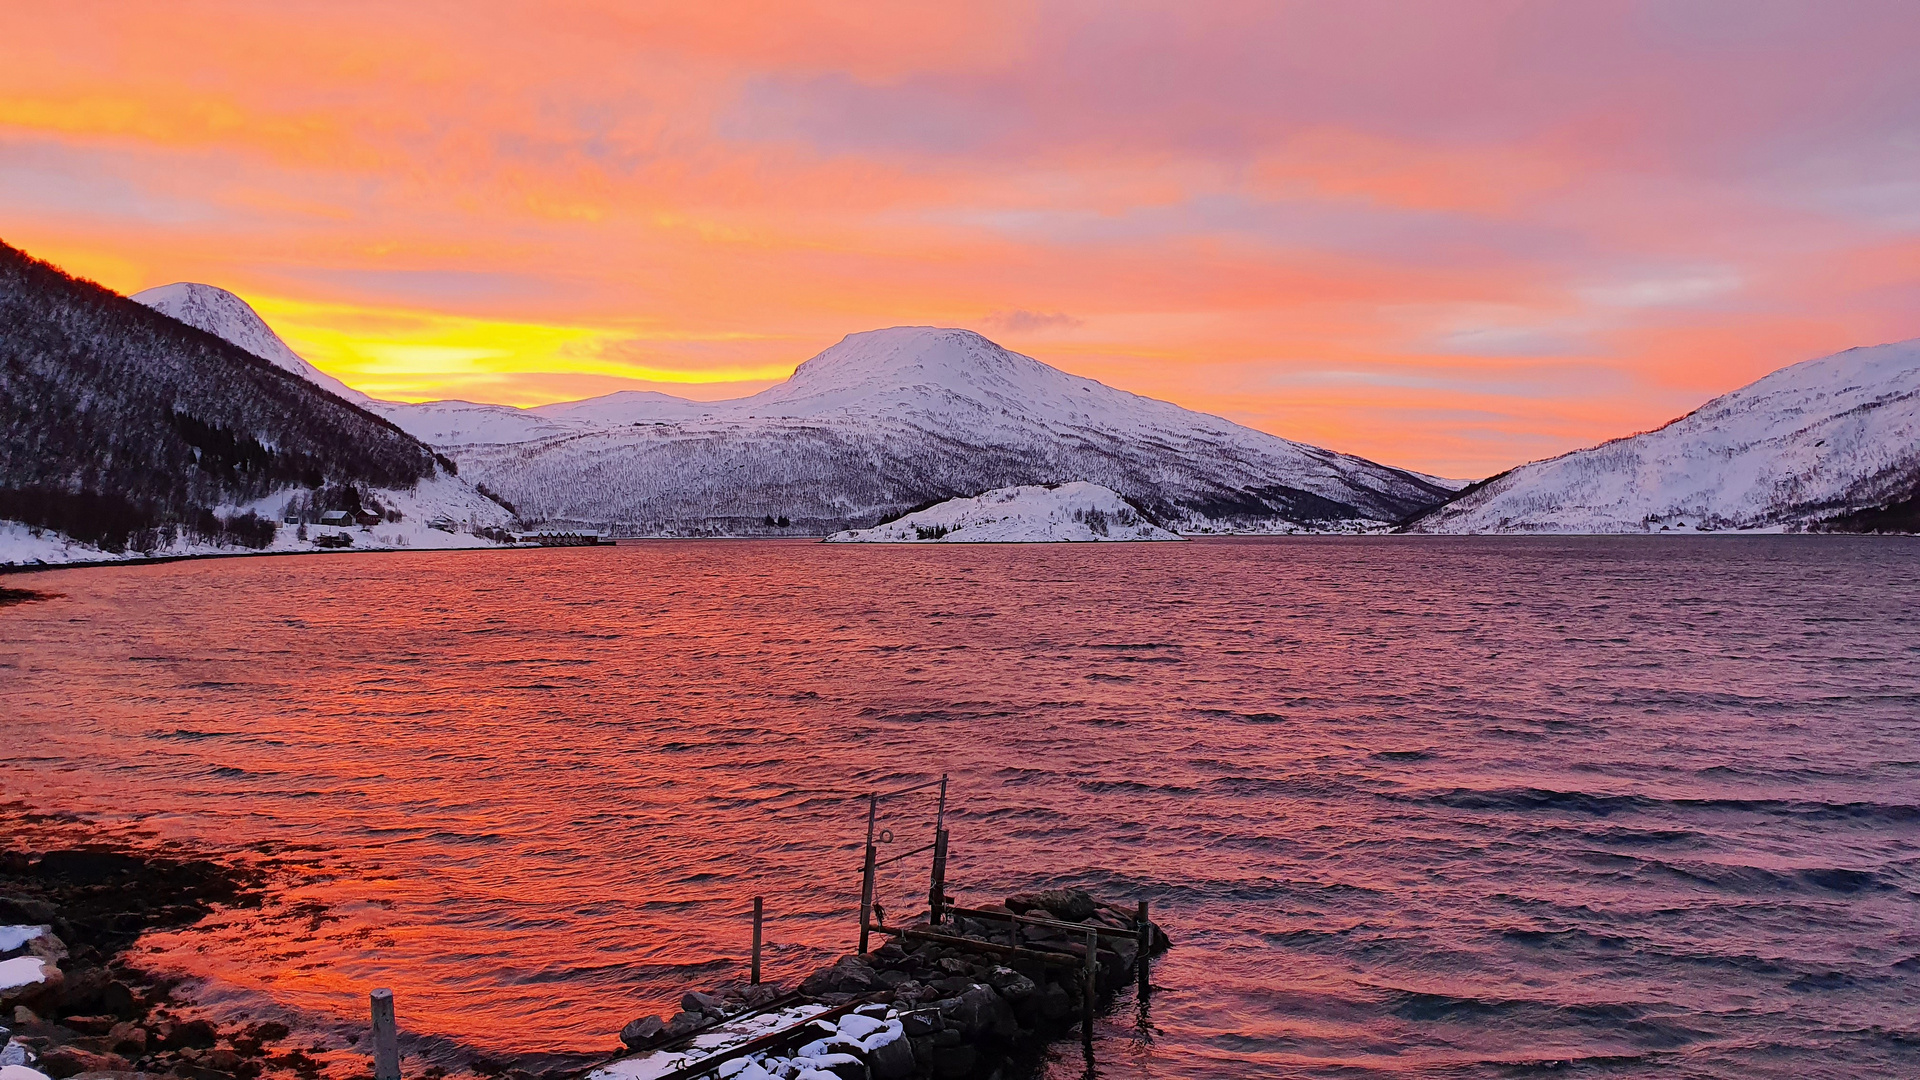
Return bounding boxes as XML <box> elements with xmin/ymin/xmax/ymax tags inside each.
<box><xmin>319</xmin><ymin>510</ymin><xmax>352</xmax><ymax>527</ymax></box>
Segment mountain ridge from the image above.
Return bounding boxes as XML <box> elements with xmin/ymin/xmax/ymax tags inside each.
<box><xmin>134</xmin><ymin>286</ymin><xmax>1464</xmax><ymax>534</ymax></box>
<box><xmin>1405</xmin><ymin>337</ymin><xmax>1920</xmax><ymax>533</ymax></box>
<box><xmin>0</xmin><ymin>243</ymin><xmax>509</xmax><ymax>564</ymax></box>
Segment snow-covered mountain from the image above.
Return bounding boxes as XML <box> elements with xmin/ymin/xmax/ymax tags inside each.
<box><xmin>0</xmin><ymin>253</ymin><xmax>510</xmax><ymax>568</ymax></box>
<box><xmin>1407</xmin><ymin>338</ymin><xmax>1920</xmax><ymax>534</ymax></box>
<box><xmin>827</xmin><ymin>482</ymin><xmax>1182</xmax><ymax>543</ymax></box>
<box><xmin>374</xmin><ymin>327</ymin><xmax>1461</xmax><ymax>535</ymax></box>
<box><xmin>133</xmin><ymin>282</ymin><xmax>370</xmax><ymax>404</ymax></box>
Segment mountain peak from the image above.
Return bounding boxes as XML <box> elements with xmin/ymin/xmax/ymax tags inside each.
<box><xmin>133</xmin><ymin>282</ymin><xmax>367</xmax><ymax>403</ymax></box>
<box><xmin>749</xmin><ymin>326</ymin><xmax>1088</xmax><ymax>418</ymax></box>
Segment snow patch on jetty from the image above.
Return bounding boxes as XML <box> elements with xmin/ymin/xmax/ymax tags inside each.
<box><xmin>826</xmin><ymin>482</ymin><xmax>1181</xmax><ymax>543</ymax></box>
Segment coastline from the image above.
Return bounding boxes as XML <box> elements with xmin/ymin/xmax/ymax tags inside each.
<box><xmin>0</xmin><ymin>824</ymin><xmax>326</xmax><ymax>1080</ymax></box>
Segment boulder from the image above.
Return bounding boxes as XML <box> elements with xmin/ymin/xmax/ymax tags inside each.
<box><xmin>982</xmin><ymin>967</ymin><xmax>1036</xmax><ymax>1003</ymax></box>
<box><xmin>898</xmin><ymin>1010</ymin><xmax>941</xmax><ymax>1037</ymax></box>
<box><xmin>1005</xmin><ymin>889</ymin><xmax>1096</xmax><ymax>922</ymax></box>
<box><xmin>1034</xmin><ymin>980</ymin><xmax>1073</xmax><ymax>1021</ymax></box>
<box><xmin>928</xmin><ymin>1044</ymin><xmax>975</xmax><ymax>1080</ymax></box>
<box><xmin>661</xmin><ymin>1011</ymin><xmax>706</xmax><ymax>1040</ymax></box>
<box><xmin>0</xmin><ymin>960</ymin><xmax>58</xmax><ymax>1011</ymax></box>
<box><xmin>106</xmin><ymin>1023</ymin><xmax>146</xmax><ymax>1057</ymax></box>
<box><xmin>36</xmin><ymin>1047</ymin><xmax>128</xmax><ymax>1079</ymax></box>
<box><xmin>927</xmin><ymin>977</ymin><xmax>973</xmax><ymax>998</ymax></box>
<box><xmin>617</xmin><ymin>1016</ymin><xmax>663</xmax><ymax>1050</ymax></box>
<box><xmin>937</xmin><ymin>985</ymin><xmax>1018</xmax><ymax>1045</ymax></box>
<box><xmin>829</xmin><ymin>957</ymin><xmax>882</xmax><ymax>992</ymax></box>
<box><xmin>680</xmin><ymin>991</ymin><xmax>726</xmax><ymax>1016</ymax></box>
<box><xmin>52</xmin><ymin>969</ymin><xmax>104</xmax><ymax>1014</ymax></box>
<box><xmin>740</xmin><ymin>985</ymin><xmax>782</xmax><ymax>1008</ymax></box>
<box><xmin>98</xmin><ymin>985</ymin><xmax>136</xmax><ymax>1023</ymax></box>
<box><xmin>867</xmin><ymin>1035</ymin><xmax>914</xmax><ymax>1080</ymax></box>
<box><xmin>0</xmin><ymin>901</ymin><xmax>57</xmax><ymax>926</ymax></box>
<box><xmin>161</xmin><ymin>1020</ymin><xmax>217</xmax><ymax>1050</ymax></box>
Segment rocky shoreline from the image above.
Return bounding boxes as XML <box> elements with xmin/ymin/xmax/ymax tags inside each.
<box><xmin>598</xmin><ymin>888</ymin><xmax>1168</xmax><ymax>1080</ymax></box>
<box><xmin>0</xmin><ymin>842</ymin><xmax>332</xmax><ymax>1080</ymax></box>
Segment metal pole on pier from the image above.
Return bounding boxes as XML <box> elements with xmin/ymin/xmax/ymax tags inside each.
<box><xmin>1081</xmin><ymin>926</ymin><xmax>1098</xmax><ymax>1053</ymax></box>
<box><xmin>751</xmin><ymin>896</ymin><xmax>764</xmax><ymax>985</ymax></box>
<box><xmin>858</xmin><ymin>793</ymin><xmax>878</xmax><ymax>954</ymax></box>
<box><xmin>370</xmin><ymin>988</ymin><xmax>399</xmax><ymax>1080</ymax></box>
<box><xmin>1136</xmin><ymin>900</ymin><xmax>1151</xmax><ymax>997</ymax></box>
<box><xmin>928</xmin><ymin>774</ymin><xmax>950</xmax><ymax>926</ymax></box>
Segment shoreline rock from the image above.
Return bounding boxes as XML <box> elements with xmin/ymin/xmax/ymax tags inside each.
<box><xmin>0</xmin><ymin>843</ymin><xmax>313</xmax><ymax>1080</ymax></box>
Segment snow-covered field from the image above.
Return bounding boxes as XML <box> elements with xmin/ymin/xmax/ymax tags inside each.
<box><xmin>1</xmin><ymin>475</ymin><xmax>512</xmax><ymax>568</ymax></box>
<box><xmin>826</xmin><ymin>482</ymin><xmax>1182</xmax><ymax>543</ymax></box>
<box><xmin>1409</xmin><ymin>338</ymin><xmax>1920</xmax><ymax>534</ymax></box>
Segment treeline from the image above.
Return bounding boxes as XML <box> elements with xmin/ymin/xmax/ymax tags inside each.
<box><xmin>0</xmin><ymin>486</ymin><xmax>278</xmax><ymax>552</ymax></box>
<box><xmin>0</xmin><ymin>239</ymin><xmax>444</xmax><ymax>551</ymax></box>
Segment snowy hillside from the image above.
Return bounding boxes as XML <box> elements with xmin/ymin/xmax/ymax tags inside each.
<box><xmin>0</xmin><ymin>250</ymin><xmax>513</xmax><ymax>568</ymax></box>
<box><xmin>3</xmin><ymin>474</ymin><xmax>513</xmax><ymax>567</ymax></box>
<box><xmin>375</xmin><ymin>327</ymin><xmax>1459</xmax><ymax>535</ymax></box>
<box><xmin>1408</xmin><ymin>338</ymin><xmax>1920</xmax><ymax>534</ymax></box>
<box><xmin>134</xmin><ymin>282</ymin><xmax>369</xmax><ymax>403</ymax></box>
<box><xmin>827</xmin><ymin>482</ymin><xmax>1183</xmax><ymax>543</ymax></box>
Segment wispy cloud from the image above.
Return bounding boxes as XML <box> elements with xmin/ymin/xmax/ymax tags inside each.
<box><xmin>4</xmin><ymin>1</ymin><xmax>1917</xmax><ymax>477</ymax></box>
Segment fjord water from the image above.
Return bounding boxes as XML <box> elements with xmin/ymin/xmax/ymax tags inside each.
<box><xmin>3</xmin><ymin>538</ymin><xmax>1917</xmax><ymax>1078</ymax></box>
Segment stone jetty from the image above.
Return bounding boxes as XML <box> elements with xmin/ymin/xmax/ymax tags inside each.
<box><xmin>599</xmin><ymin>887</ymin><xmax>1168</xmax><ymax>1080</ymax></box>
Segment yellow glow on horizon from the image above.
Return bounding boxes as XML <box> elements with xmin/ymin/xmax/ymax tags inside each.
<box><xmin>247</xmin><ymin>296</ymin><xmax>797</xmax><ymax>405</ymax></box>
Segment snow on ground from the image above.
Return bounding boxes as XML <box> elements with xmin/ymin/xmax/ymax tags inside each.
<box><xmin>826</xmin><ymin>482</ymin><xmax>1182</xmax><ymax>543</ymax></box>
<box><xmin>1</xmin><ymin>474</ymin><xmax>515</xmax><ymax>568</ymax></box>
<box><xmin>1410</xmin><ymin>337</ymin><xmax>1920</xmax><ymax>533</ymax></box>
<box><xmin>0</xmin><ymin>957</ymin><xmax>47</xmax><ymax>993</ymax></box>
<box><xmin>0</xmin><ymin>927</ymin><xmax>45</xmax><ymax>953</ymax></box>
<box><xmin>588</xmin><ymin>1005</ymin><xmax>903</xmax><ymax>1080</ymax></box>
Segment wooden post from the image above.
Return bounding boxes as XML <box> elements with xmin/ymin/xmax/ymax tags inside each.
<box><xmin>1136</xmin><ymin>900</ymin><xmax>1150</xmax><ymax>996</ymax></box>
<box><xmin>928</xmin><ymin>774</ymin><xmax>950</xmax><ymax>926</ymax></box>
<box><xmin>928</xmin><ymin>827</ymin><xmax>949</xmax><ymax>926</ymax></box>
<box><xmin>1081</xmin><ymin>927</ymin><xmax>1097</xmax><ymax>1053</ymax></box>
<box><xmin>370</xmin><ymin>988</ymin><xmax>399</xmax><ymax>1080</ymax></box>
<box><xmin>751</xmin><ymin>896</ymin><xmax>763</xmax><ymax>985</ymax></box>
<box><xmin>858</xmin><ymin>793</ymin><xmax>878</xmax><ymax>954</ymax></box>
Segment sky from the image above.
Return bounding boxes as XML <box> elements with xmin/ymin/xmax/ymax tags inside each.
<box><xmin>4</xmin><ymin>1</ymin><xmax>1918</xmax><ymax>478</ymax></box>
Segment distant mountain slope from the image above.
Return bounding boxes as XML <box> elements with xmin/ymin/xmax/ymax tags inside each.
<box><xmin>826</xmin><ymin>482</ymin><xmax>1183</xmax><ymax>542</ymax></box>
<box><xmin>1406</xmin><ymin>338</ymin><xmax>1920</xmax><ymax>534</ymax></box>
<box><xmin>133</xmin><ymin>282</ymin><xmax>370</xmax><ymax>403</ymax></box>
<box><xmin>379</xmin><ymin>327</ymin><xmax>1460</xmax><ymax>534</ymax></box>
<box><xmin>0</xmin><ymin>242</ymin><xmax>503</xmax><ymax>559</ymax></box>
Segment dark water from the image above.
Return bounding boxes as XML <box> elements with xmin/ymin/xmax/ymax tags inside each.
<box><xmin>3</xmin><ymin>538</ymin><xmax>1918</xmax><ymax>1078</ymax></box>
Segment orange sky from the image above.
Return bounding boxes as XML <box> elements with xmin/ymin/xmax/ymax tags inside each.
<box><xmin>5</xmin><ymin>1</ymin><xmax>1918</xmax><ymax>477</ymax></box>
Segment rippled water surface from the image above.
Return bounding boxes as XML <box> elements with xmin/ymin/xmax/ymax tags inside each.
<box><xmin>3</xmin><ymin>537</ymin><xmax>1919</xmax><ymax>1078</ymax></box>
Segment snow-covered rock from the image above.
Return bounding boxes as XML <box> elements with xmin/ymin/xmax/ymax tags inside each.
<box><xmin>826</xmin><ymin>482</ymin><xmax>1182</xmax><ymax>543</ymax></box>
<box><xmin>133</xmin><ymin>283</ymin><xmax>369</xmax><ymax>404</ymax></box>
<box><xmin>1408</xmin><ymin>337</ymin><xmax>1920</xmax><ymax>534</ymax></box>
<box><xmin>0</xmin><ymin>957</ymin><xmax>48</xmax><ymax>995</ymax></box>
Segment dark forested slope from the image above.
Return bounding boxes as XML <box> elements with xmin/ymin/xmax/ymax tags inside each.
<box><xmin>0</xmin><ymin>240</ymin><xmax>445</xmax><ymax>551</ymax></box>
